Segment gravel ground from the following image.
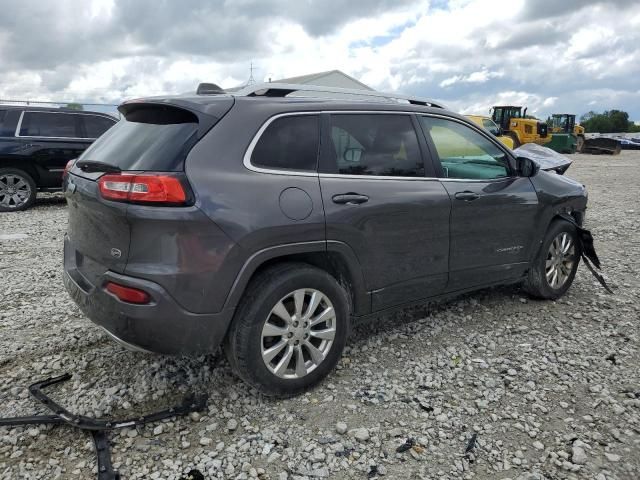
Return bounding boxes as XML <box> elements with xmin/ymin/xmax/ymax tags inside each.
<box><xmin>1</xmin><ymin>151</ymin><xmax>639</xmax><ymax>480</ymax></box>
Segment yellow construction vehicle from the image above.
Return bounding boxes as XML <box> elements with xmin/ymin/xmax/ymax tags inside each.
<box><xmin>547</xmin><ymin>114</ymin><xmax>582</xmax><ymax>153</ymax></box>
<box><xmin>466</xmin><ymin>115</ymin><xmax>515</xmax><ymax>149</ymax></box>
<box><xmin>547</xmin><ymin>114</ymin><xmax>621</xmax><ymax>155</ymax></box>
<box><xmin>491</xmin><ymin>106</ymin><xmax>551</xmax><ymax>148</ymax></box>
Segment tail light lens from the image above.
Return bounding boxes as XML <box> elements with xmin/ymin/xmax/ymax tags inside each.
<box><xmin>63</xmin><ymin>159</ymin><xmax>76</xmax><ymax>179</ymax></box>
<box><xmin>105</xmin><ymin>281</ymin><xmax>151</xmax><ymax>304</ymax></box>
<box><xmin>98</xmin><ymin>173</ymin><xmax>189</xmax><ymax>205</ymax></box>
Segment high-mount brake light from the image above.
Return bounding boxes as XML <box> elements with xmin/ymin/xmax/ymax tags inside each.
<box><xmin>98</xmin><ymin>173</ymin><xmax>187</xmax><ymax>204</ymax></box>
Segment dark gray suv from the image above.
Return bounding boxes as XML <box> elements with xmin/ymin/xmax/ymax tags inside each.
<box><xmin>63</xmin><ymin>83</ymin><xmax>587</xmax><ymax>396</ymax></box>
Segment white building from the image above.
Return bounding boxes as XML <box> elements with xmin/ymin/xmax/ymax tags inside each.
<box><xmin>270</xmin><ymin>70</ymin><xmax>373</xmax><ymax>91</ymax></box>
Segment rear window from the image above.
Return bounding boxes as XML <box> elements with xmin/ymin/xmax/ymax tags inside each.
<box><xmin>77</xmin><ymin>105</ymin><xmax>198</xmax><ymax>172</ymax></box>
<box><xmin>19</xmin><ymin>111</ymin><xmax>79</xmax><ymax>138</ymax></box>
<box><xmin>81</xmin><ymin>114</ymin><xmax>116</xmax><ymax>139</ymax></box>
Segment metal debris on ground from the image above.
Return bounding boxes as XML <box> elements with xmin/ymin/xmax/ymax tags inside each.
<box><xmin>396</xmin><ymin>437</ymin><xmax>416</xmax><ymax>453</ymax></box>
<box><xmin>0</xmin><ymin>373</ymin><xmax>208</xmax><ymax>480</ymax></box>
<box><xmin>464</xmin><ymin>433</ymin><xmax>478</xmax><ymax>457</ymax></box>
<box><xmin>179</xmin><ymin>469</ymin><xmax>206</xmax><ymax>480</ymax></box>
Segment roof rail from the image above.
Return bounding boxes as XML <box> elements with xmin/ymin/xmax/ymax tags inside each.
<box><xmin>234</xmin><ymin>83</ymin><xmax>446</xmax><ymax>109</ymax></box>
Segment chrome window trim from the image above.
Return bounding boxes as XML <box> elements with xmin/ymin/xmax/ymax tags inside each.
<box><xmin>242</xmin><ymin>111</ymin><xmax>320</xmax><ymax>177</ymax></box>
<box><xmin>243</xmin><ymin>110</ymin><xmax>518</xmax><ymax>181</ymax></box>
<box><xmin>319</xmin><ymin>173</ymin><xmax>438</xmax><ymax>181</ymax></box>
<box><xmin>244</xmin><ymin>110</ymin><xmax>428</xmax><ymax>178</ymax></box>
<box><xmin>14</xmin><ymin>110</ymin><xmax>117</xmax><ymax>141</ymax></box>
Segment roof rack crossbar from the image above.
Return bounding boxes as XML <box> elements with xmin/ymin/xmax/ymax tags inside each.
<box><xmin>234</xmin><ymin>83</ymin><xmax>445</xmax><ymax>109</ymax></box>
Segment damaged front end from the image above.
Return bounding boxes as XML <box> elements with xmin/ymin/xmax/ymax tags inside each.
<box><xmin>513</xmin><ymin>143</ymin><xmax>573</xmax><ymax>174</ymax></box>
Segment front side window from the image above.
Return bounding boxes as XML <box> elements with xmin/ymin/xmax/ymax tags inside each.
<box><xmin>420</xmin><ymin>117</ymin><xmax>511</xmax><ymax>180</ymax></box>
<box><xmin>328</xmin><ymin>114</ymin><xmax>423</xmax><ymax>177</ymax></box>
<box><xmin>482</xmin><ymin>118</ymin><xmax>500</xmax><ymax>136</ymax></box>
<box><xmin>19</xmin><ymin>112</ymin><xmax>78</xmax><ymax>138</ymax></box>
<box><xmin>82</xmin><ymin>115</ymin><xmax>116</xmax><ymax>139</ymax></box>
<box><xmin>251</xmin><ymin>115</ymin><xmax>319</xmax><ymax>171</ymax></box>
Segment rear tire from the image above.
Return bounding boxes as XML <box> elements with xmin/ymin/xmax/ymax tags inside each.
<box><xmin>523</xmin><ymin>220</ymin><xmax>580</xmax><ymax>300</ymax></box>
<box><xmin>224</xmin><ymin>263</ymin><xmax>350</xmax><ymax>397</ymax></box>
<box><xmin>0</xmin><ymin>168</ymin><xmax>37</xmax><ymax>212</ymax></box>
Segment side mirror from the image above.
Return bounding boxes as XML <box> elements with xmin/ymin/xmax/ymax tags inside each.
<box><xmin>516</xmin><ymin>156</ymin><xmax>540</xmax><ymax>177</ymax></box>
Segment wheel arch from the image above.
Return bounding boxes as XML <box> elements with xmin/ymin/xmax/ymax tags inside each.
<box><xmin>223</xmin><ymin>241</ymin><xmax>370</xmax><ymax>316</ymax></box>
<box><xmin>0</xmin><ymin>158</ymin><xmax>41</xmax><ymax>182</ymax></box>
<box><xmin>528</xmin><ymin>212</ymin><xmax>582</xmax><ymax>264</ymax></box>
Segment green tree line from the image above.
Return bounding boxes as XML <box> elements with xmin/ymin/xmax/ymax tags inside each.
<box><xmin>580</xmin><ymin>110</ymin><xmax>640</xmax><ymax>133</ymax></box>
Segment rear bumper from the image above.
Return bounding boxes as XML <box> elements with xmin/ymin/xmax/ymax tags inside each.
<box><xmin>63</xmin><ymin>237</ymin><xmax>235</xmax><ymax>355</ymax></box>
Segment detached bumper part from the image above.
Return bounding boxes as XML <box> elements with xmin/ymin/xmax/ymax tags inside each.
<box><xmin>0</xmin><ymin>373</ymin><xmax>208</xmax><ymax>480</ymax></box>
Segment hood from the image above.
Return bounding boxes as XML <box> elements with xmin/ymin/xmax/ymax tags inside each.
<box><xmin>513</xmin><ymin>143</ymin><xmax>572</xmax><ymax>174</ymax></box>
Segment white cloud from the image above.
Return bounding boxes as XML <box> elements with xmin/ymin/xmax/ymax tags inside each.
<box><xmin>0</xmin><ymin>0</ymin><xmax>639</xmax><ymax>120</ymax></box>
<box><xmin>439</xmin><ymin>69</ymin><xmax>504</xmax><ymax>88</ymax></box>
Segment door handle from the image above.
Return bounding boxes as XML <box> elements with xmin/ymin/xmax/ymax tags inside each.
<box><xmin>332</xmin><ymin>193</ymin><xmax>369</xmax><ymax>205</ymax></box>
<box><xmin>454</xmin><ymin>191</ymin><xmax>480</xmax><ymax>201</ymax></box>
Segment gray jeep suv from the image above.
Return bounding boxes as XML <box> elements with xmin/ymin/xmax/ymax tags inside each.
<box><xmin>63</xmin><ymin>83</ymin><xmax>587</xmax><ymax>396</ymax></box>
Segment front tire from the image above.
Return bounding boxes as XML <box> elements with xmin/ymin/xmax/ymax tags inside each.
<box><xmin>225</xmin><ymin>263</ymin><xmax>350</xmax><ymax>397</ymax></box>
<box><xmin>0</xmin><ymin>168</ymin><xmax>37</xmax><ymax>212</ymax></box>
<box><xmin>524</xmin><ymin>220</ymin><xmax>580</xmax><ymax>300</ymax></box>
<box><xmin>507</xmin><ymin>132</ymin><xmax>521</xmax><ymax>149</ymax></box>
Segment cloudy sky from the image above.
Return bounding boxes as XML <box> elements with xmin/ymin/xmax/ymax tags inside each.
<box><xmin>1</xmin><ymin>0</ymin><xmax>639</xmax><ymax>120</ymax></box>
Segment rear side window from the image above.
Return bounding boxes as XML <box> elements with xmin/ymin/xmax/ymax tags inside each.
<box><xmin>0</xmin><ymin>110</ymin><xmax>19</xmax><ymax>137</ymax></box>
<box><xmin>19</xmin><ymin>112</ymin><xmax>78</xmax><ymax>138</ymax></box>
<box><xmin>0</xmin><ymin>110</ymin><xmax>6</xmax><ymax>136</ymax></box>
<box><xmin>327</xmin><ymin>114</ymin><xmax>423</xmax><ymax>177</ymax></box>
<box><xmin>77</xmin><ymin>105</ymin><xmax>198</xmax><ymax>172</ymax></box>
<box><xmin>251</xmin><ymin>115</ymin><xmax>319</xmax><ymax>171</ymax></box>
<box><xmin>81</xmin><ymin>114</ymin><xmax>116</xmax><ymax>139</ymax></box>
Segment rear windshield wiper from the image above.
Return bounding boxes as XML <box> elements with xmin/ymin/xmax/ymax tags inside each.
<box><xmin>76</xmin><ymin>160</ymin><xmax>121</xmax><ymax>174</ymax></box>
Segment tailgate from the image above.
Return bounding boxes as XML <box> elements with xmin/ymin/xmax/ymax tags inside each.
<box><xmin>66</xmin><ymin>171</ymin><xmax>130</xmax><ymax>277</ymax></box>
<box><xmin>64</xmin><ymin>97</ymin><xmax>234</xmax><ymax>284</ymax></box>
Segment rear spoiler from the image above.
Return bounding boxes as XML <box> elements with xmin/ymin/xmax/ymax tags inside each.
<box><xmin>119</xmin><ymin>97</ymin><xmax>235</xmax><ymax>138</ymax></box>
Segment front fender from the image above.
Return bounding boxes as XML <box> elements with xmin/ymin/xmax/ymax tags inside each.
<box><xmin>528</xmin><ymin>170</ymin><xmax>588</xmax><ymax>262</ymax></box>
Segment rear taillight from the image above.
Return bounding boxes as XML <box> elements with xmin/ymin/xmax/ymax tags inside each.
<box><xmin>98</xmin><ymin>173</ymin><xmax>188</xmax><ymax>204</ymax></box>
<box><xmin>63</xmin><ymin>159</ymin><xmax>76</xmax><ymax>179</ymax></box>
<box><xmin>105</xmin><ymin>281</ymin><xmax>151</xmax><ymax>304</ymax></box>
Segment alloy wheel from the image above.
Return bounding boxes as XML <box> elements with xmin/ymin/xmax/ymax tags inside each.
<box><xmin>545</xmin><ymin>232</ymin><xmax>576</xmax><ymax>289</ymax></box>
<box><xmin>0</xmin><ymin>173</ymin><xmax>32</xmax><ymax>210</ymax></box>
<box><xmin>261</xmin><ymin>288</ymin><xmax>336</xmax><ymax>379</ymax></box>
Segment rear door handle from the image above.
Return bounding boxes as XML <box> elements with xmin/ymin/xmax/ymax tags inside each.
<box><xmin>332</xmin><ymin>193</ymin><xmax>369</xmax><ymax>205</ymax></box>
<box><xmin>454</xmin><ymin>191</ymin><xmax>480</xmax><ymax>201</ymax></box>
